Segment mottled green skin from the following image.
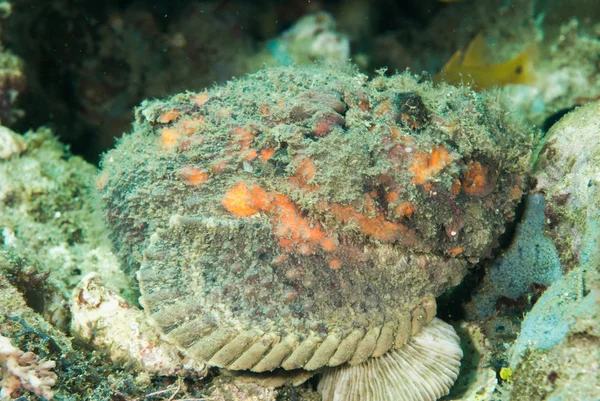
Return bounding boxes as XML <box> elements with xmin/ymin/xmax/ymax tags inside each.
<box><xmin>100</xmin><ymin>65</ymin><xmax>532</xmax><ymax>370</ymax></box>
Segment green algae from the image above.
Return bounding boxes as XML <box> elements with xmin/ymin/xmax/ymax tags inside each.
<box><xmin>0</xmin><ymin>128</ymin><xmax>135</xmax><ymax>312</ymax></box>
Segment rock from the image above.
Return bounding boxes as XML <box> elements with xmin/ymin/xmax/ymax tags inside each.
<box><xmin>0</xmin><ymin>126</ymin><xmax>25</xmax><ymax>159</ymax></box>
<box><xmin>533</xmin><ymin>100</ymin><xmax>600</xmax><ymax>270</ymax></box>
<box><xmin>508</xmin><ymin>266</ymin><xmax>600</xmax><ymax>400</ymax></box>
<box><xmin>70</xmin><ymin>273</ymin><xmax>207</xmax><ymax>377</ymax></box>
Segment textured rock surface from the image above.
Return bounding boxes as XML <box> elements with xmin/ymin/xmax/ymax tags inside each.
<box><xmin>472</xmin><ymin>194</ymin><xmax>562</xmax><ymax>317</ymax></box>
<box><xmin>507</xmin><ymin>266</ymin><xmax>599</xmax><ymax>400</ymax></box>
<box><xmin>100</xmin><ymin>64</ymin><xmax>532</xmax><ymax>372</ymax></box>
<box><xmin>533</xmin><ymin>100</ymin><xmax>600</xmax><ymax>270</ymax></box>
<box><xmin>0</xmin><ymin>128</ymin><xmax>133</xmax><ymax>330</ymax></box>
<box><xmin>70</xmin><ymin>273</ymin><xmax>207</xmax><ymax>377</ymax></box>
<box><xmin>0</xmin><ymin>126</ymin><xmax>25</xmax><ymax>159</ymax></box>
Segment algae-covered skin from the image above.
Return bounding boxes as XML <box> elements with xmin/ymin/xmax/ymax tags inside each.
<box><xmin>100</xmin><ymin>64</ymin><xmax>532</xmax><ymax>372</ymax></box>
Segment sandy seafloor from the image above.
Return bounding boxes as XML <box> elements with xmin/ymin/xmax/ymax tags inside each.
<box><xmin>0</xmin><ymin>0</ymin><xmax>599</xmax><ymax>400</ymax></box>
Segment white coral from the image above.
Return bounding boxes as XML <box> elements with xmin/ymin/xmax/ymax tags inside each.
<box><xmin>0</xmin><ymin>334</ymin><xmax>57</xmax><ymax>399</ymax></box>
<box><xmin>0</xmin><ymin>126</ymin><xmax>26</xmax><ymax>160</ymax></box>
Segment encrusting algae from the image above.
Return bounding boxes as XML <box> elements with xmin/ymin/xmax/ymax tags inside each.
<box><xmin>99</xmin><ymin>64</ymin><xmax>533</xmax><ymax>401</ymax></box>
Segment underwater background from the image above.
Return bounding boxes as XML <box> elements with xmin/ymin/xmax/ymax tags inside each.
<box><xmin>0</xmin><ymin>0</ymin><xmax>598</xmax><ymax>400</ymax></box>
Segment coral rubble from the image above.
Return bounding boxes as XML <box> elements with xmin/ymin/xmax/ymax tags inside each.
<box><xmin>0</xmin><ymin>334</ymin><xmax>56</xmax><ymax>399</ymax></box>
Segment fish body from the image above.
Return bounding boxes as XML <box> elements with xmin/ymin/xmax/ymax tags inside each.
<box><xmin>438</xmin><ymin>33</ymin><xmax>537</xmax><ymax>90</ymax></box>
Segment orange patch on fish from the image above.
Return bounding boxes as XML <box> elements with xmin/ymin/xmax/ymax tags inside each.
<box><xmin>180</xmin><ymin>166</ymin><xmax>209</xmax><ymax>186</ymax></box>
<box><xmin>260</xmin><ymin>147</ymin><xmax>275</xmax><ymax>161</ymax></box>
<box><xmin>222</xmin><ymin>182</ymin><xmax>269</xmax><ymax>217</ymax></box>
<box><xmin>157</xmin><ymin>110</ymin><xmax>181</xmax><ymax>124</ymax></box>
<box><xmin>448</xmin><ymin>247</ymin><xmax>464</xmax><ymax>257</ymax></box>
<box><xmin>159</xmin><ymin>128</ymin><xmax>180</xmax><ymax>151</ymax></box>
<box><xmin>462</xmin><ymin>161</ymin><xmax>495</xmax><ymax>197</ymax></box>
<box><xmin>330</xmin><ymin>203</ymin><xmax>405</xmax><ymax>243</ymax></box>
<box><xmin>193</xmin><ymin>93</ymin><xmax>210</xmax><ymax>107</ymax></box>
<box><xmin>409</xmin><ymin>146</ymin><xmax>452</xmax><ymax>185</ymax></box>
<box><xmin>395</xmin><ymin>202</ymin><xmax>415</xmax><ymax>217</ymax></box>
<box><xmin>222</xmin><ymin>182</ymin><xmax>335</xmax><ymax>254</ymax></box>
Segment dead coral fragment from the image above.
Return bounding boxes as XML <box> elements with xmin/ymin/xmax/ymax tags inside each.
<box><xmin>318</xmin><ymin>318</ymin><xmax>462</xmax><ymax>401</ymax></box>
<box><xmin>70</xmin><ymin>273</ymin><xmax>206</xmax><ymax>377</ymax></box>
<box><xmin>0</xmin><ymin>126</ymin><xmax>26</xmax><ymax>159</ymax></box>
<box><xmin>0</xmin><ymin>335</ymin><xmax>57</xmax><ymax>399</ymax></box>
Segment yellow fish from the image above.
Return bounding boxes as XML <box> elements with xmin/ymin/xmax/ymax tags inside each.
<box><xmin>436</xmin><ymin>33</ymin><xmax>537</xmax><ymax>90</ymax></box>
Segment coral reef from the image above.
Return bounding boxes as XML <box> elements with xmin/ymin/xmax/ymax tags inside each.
<box><xmin>492</xmin><ymin>99</ymin><xmax>600</xmax><ymax>400</ymax></box>
<box><xmin>0</xmin><ymin>127</ymin><xmax>133</xmax><ymax>323</ymax></box>
<box><xmin>502</xmin><ymin>18</ymin><xmax>600</xmax><ymax>128</ymax></box>
<box><xmin>0</xmin><ymin>334</ymin><xmax>56</xmax><ymax>399</ymax></box>
<box><xmin>5</xmin><ymin>0</ymin><xmax>255</xmax><ymax>162</ymax></box>
<box><xmin>509</xmin><ymin>267</ymin><xmax>597</xmax><ymax>368</ymax></box>
<box><xmin>0</xmin><ymin>270</ymin><xmax>165</xmax><ymax>400</ymax></box>
<box><xmin>250</xmin><ymin>11</ymin><xmax>350</xmax><ymax>68</ymax></box>
<box><xmin>462</xmin><ymin>99</ymin><xmax>600</xmax><ymax>401</ymax></box>
<box><xmin>370</xmin><ymin>0</ymin><xmax>600</xmax><ymax>129</ymax></box>
<box><xmin>0</xmin><ymin>1</ymin><xmax>25</xmax><ymax>125</ymax></box>
<box><xmin>1</xmin><ymin>1</ymin><xmax>599</xmax><ymax>400</ymax></box>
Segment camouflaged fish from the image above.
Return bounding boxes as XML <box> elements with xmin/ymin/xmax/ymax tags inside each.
<box><xmin>99</xmin><ymin>64</ymin><xmax>531</xmax><ymax>401</ymax></box>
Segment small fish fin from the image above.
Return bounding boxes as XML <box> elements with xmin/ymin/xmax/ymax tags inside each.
<box><xmin>503</xmin><ymin>44</ymin><xmax>538</xmax><ymax>85</ymax></box>
<box><xmin>434</xmin><ymin>49</ymin><xmax>464</xmax><ymax>85</ymax></box>
<box><xmin>462</xmin><ymin>33</ymin><xmax>488</xmax><ymax>66</ymax></box>
<box><xmin>442</xmin><ymin>49</ymin><xmax>464</xmax><ymax>72</ymax></box>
